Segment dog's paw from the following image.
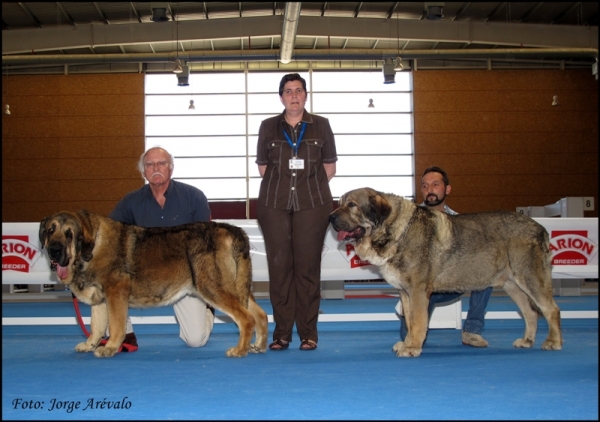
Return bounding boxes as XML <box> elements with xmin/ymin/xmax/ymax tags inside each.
<box><xmin>248</xmin><ymin>343</ymin><xmax>267</xmax><ymax>354</ymax></box>
<box><xmin>94</xmin><ymin>346</ymin><xmax>119</xmax><ymax>358</ymax></box>
<box><xmin>392</xmin><ymin>341</ymin><xmax>422</xmax><ymax>357</ymax></box>
<box><xmin>512</xmin><ymin>338</ymin><xmax>534</xmax><ymax>348</ymax></box>
<box><xmin>541</xmin><ymin>339</ymin><xmax>562</xmax><ymax>350</ymax></box>
<box><xmin>75</xmin><ymin>341</ymin><xmax>96</xmax><ymax>353</ymax></box>
<box><xmin>226</xmin><ymin>347</ymin><xmax>248</xmax><ymax>358</ymax></box>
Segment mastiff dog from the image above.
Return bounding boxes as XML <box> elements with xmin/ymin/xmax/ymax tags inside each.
<box><xmin>329</xmin><ymin>188</ymin><xmax>562</xmax><ymax>357</ymax></box>
<box><xmin>39</xmin><ymin>210</ymin><xmax>268</xmax><ymax>358</ymax></box>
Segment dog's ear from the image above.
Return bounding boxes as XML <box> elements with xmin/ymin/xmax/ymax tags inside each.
<box><xmin>367</xmin><ymin>192</ymin><xmax>392</xmax><ymax>226</ymax></box>
<box><xmin>38</xmin><ymin>217</ymin><xmax>49</xmax><ymax>249</ymax></box>
<box><xmin>76</xmin><ymin>210</ymin><xmax>95</xmax><ymax>262</ymax></box>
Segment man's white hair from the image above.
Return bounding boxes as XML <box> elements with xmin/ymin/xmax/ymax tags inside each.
<box><xmin>137</xmin><ymin>146</ymin><xmax>175</xmax><ymax>177</ymax></box>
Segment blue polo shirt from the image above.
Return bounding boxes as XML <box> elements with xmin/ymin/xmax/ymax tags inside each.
<box><xmin>109</xmin><ymin>179</ymin><xmax>211</xmax><ymax>228</ymax></box>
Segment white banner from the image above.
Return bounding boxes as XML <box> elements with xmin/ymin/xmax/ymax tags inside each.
<box><xmin>2</xmin><ymin>218</ymin><xmax>597</xmax><ymax>284</ymax></box>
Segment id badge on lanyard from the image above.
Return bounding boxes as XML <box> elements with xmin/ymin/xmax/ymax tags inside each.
<box><xmin>289</xmin><ymin>158</ymin><xmax>304</xmax><ymax>169</ymax></box>
<box><xmin>284</xmin><ymin>123</ymin><xmax>307</xmax><ymax>170</ymax></box>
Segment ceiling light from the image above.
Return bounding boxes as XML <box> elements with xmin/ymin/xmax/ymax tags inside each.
<box><xmin>150</xmin><ymin>8</ymin><xmax>169</xmax><ymax>22</ymax></box>
<box><xmin>150</xmin><ymin>3</ymin><xmax>170</xmax><ymax>22</ymax></box>
<box><xmin>189</xmin><ymin>100</ymin><xmax>195</xmax><ymax>110</ymax></box>
<box><xmin>177</xmin><ymin>65</ymin><xmax>190</xmax><ymax>86</ymax></box>
<box><xmin>368</xmin><ymin>99</ymin><xmax>375</xmax><ymax>108</ymax></box>
<box><xmin>382</xmin><ymin>58</ymin><xmax>396</xmax><ymax>84</ymax></box>
<box><xmin>394</xmin><ymin>56</ymin><xmax>404</xmax><ymax>71</ymax></box>
<box><xmin>173</xmin><ymin>58</ymin><xmax>183</xmax><ymax>74</ymax></box>
<box><xmin>425</xmin><ymin>2</ymin><xmax>444</xmax><ymax>20</ymax></box>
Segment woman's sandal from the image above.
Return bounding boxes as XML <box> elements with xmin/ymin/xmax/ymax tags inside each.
<box><xmin>268</xmin><ymin>339</ymin><xmax>289</xmax><ymax>351</ymax></box>
<box><xmin>299</xmin><ymin>339</ymin><xmax>317</xmax><ymax>351</ymax></box>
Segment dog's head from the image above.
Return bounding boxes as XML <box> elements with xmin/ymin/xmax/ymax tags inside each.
<box><xmin>329</xmin><ymin>187</ymin><xmax>392</xmax><ymax>242</ymax></box>
<box><xmin>39</xmin><ymin>210</ymin><xmax>96</xmax><ymax>284</ymax></box>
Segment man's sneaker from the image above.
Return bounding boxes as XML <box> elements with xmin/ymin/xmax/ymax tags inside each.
<box><xmin>462</xmin><ymin>331</ymin><xmax>488</xmax><ymax>348</ymax></box>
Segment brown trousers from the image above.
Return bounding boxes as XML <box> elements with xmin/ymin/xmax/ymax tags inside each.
<box><xmin>257</xmin><ymin>201</ymin><xmax>332</xmax><ymax>344</ymax></box>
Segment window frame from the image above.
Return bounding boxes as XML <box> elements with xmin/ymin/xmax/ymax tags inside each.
<box><xmin>145</xmin><ymin>69</ymin><xmax>415</xmax><ymax>212</ymax></box>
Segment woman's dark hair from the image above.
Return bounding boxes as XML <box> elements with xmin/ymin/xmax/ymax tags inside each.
<box><xmin>279</xmin><ymin>73</ymin><xmax>307</xmax><ymax>96</ymax></box>
<box><xmin>422</xmin><ymin>166</ymin><xmax>450</xmax><ymax>186</ymax></box>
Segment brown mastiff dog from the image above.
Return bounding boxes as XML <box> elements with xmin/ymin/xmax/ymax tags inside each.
<box><xmin>39</xmin><ymin>210</ymin><xmax>268</xmax><ymax>358</ymax></box>
<box><xmin>329</xmin><ymin>188</ymin><xmax>562</xmax><ymax>357</ymax></box>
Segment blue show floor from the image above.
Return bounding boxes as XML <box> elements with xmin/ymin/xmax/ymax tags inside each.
<box><xmin>2</xmin><ymin>317</ymin><xmax>598</xmax><ymax>421</ymax></box>
<box><xmin>2</xmin><ymin>296</ymin><xmax>598</xmax><ymax>420</ymax></box>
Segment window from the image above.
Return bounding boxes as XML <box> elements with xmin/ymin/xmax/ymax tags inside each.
<box><xmin>145</xmin><ymin>69</ymin><xmax>414</xmax><ymax>205</ymax></box>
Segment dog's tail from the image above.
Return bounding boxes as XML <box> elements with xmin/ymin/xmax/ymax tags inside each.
<box><xmin>230</xmin><ymin>224</ymin><xmax>253</xmax><ymax>292</ymax></box>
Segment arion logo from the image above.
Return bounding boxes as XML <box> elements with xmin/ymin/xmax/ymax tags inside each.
<box><xmin>2</xmin><ymin>235</ymin><xmax>42</xmax><ymax>273</ymax></box>
<box><xmin>549</xmin><ymin>230</ymin><xmax>598</xmax><ymax>266</ymax></box>
<box><xmin>339</xmin><ymin>242</ymin><xmax>372</xmax><ymax>268</ymax></box>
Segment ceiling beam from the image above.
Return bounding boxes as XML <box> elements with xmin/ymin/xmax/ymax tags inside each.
<box><xmin>485</xmin><ymin>2</ymin><xmax>507</xmax><ymax>22</ymax></box>
<box><xmin>130</xmin><ymin>2</ymin><xmax>143</xmax><ymax>23</ymax></box>
<box><xmin>56</xmin><ymin>2</ymin><xmax>77</xmax><ymax>27</ymax></box>
<box><xmin>353</xmin><ymin>2</ymin><xmax>363</xmax><ymax>18</ymax></box>
<box><xmin>519</xmin><ymin>3</ymin><xmax>545</xmax><ymax>23</ymax></box>
<box><xmin>296</xmin><ymin>15</ymin><xmax>598</xmax><ymax>49</ymax></box>
<box><xmin>2</xmin><ymin>15</ymin><xmax>597</xmax><ymax>55</ymax></box>
<box><xmin>3</xmin><ymin>47</ymin><xmax>597</xmax><ymax>68</ymax></box>
<box><xmin>17</xmin><ymin>2</ymin><xmax>42</xmax><ymax>28</ymax></box>
<box><xmin>452</xmin><ymin>3</ymin><xmax>471</xmax><ymax>21</ymax></box>
<box><xmin>93</xmin><ymin>2</ymin><xmax>110</xmax><ymax>25</ymax></box>
<box><xmin>552</xmin><ymin>3</ymin><xmax>581</xmax><ymax>25</ymax></box>
<box><xmin>386</xmin><ymin>3</ymin><xmax>400</xmax><ymax>20</ymax></box>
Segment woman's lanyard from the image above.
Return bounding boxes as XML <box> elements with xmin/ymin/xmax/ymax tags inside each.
<box><xmin>283</xmin><ymin>122</ymin><xmax>307</xmax><ymax>158</ymax></box>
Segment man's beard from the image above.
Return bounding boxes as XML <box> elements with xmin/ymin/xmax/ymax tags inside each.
<box><xmin>424</xmin><ymin>193</ymin><xmax>445</xmax><ymax>207</ymax></box>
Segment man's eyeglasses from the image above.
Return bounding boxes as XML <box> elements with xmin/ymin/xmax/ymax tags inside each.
<box><xmin>144</xmin><ymin>160</ymin><xmax>169</xmax><ymax>169</ymax></box>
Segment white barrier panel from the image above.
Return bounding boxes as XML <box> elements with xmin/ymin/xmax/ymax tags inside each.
<box><xmin>2</xmin><ymin>218</ymin><xmax>598</xmax><ymax>284</ymax></box>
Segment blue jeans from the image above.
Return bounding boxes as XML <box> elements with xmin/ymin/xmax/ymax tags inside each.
<box><xmin>399</xmin><ymin>287</ymin><xmax>493</xmax><ymax>341</ymax></box>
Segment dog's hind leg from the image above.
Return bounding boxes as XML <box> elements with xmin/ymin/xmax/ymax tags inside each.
<box><xmin>229</xmin><ymin>240</ymin><xmax>268</xmax><ymax>355</ymax></box>
<box><xmin>536</xmin><ymin>298</ymin><xmax>562</xmax><ymax>350</ymax></box>
<box><xmin>533</xmin><ymin>285</ymin><xmax>562</xmax><ymax>350</ymax></box>
<box><xmin>513</xmin><ymin>272</ymin><xmax>562</xmax><ymax>350</ymax></box>
<box><xmin>503</xmin><ymin>280</ymin><xmax>539</xmax><ymax>348</ymax></box>
<box><xmin>247</xmin><ymin>294</ymin><xmax>268</xmax><ymax>353</ymax></box>
<box><xmin>75</xmin><ymin>302</ymin><xmax>108</xmax><ymax>353</ymax></box>
<box><xmin>537</xmin><ymin>303</ymin><xmax>562</xmax><ymax>350</ymax></box>
<box><xmin>509</xmin><ymin>235</ymin><xmax>562</xmax><ymax>350</ymax></box>
<box><xmin>215</xmin><ymin>296</ymin><xmax>256</xmax><ymax>357</ymax></box>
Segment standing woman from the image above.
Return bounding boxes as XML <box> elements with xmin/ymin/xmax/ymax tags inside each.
<box><xmin>256</xmin><ymin>73</ymin><xmax>337</xmax><ymax>351</ymax></box>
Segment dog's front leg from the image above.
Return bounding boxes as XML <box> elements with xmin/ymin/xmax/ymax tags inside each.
<box><xmin>75</xmin><ymin>303</ymin><xmax>108</xmax><ymax>353</ymax></box>
<box><xmin>393</xmin><ymin>291</ymin><xmax>429</xmax><ymax>357</ymax></box>
<box><xmin>94</xmin><ymin>287</ymin><xmax>128</xmax><ymax>358</ymax></box>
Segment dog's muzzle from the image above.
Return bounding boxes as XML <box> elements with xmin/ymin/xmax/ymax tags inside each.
<box><xmin>329</xmin><ymin>214</ymin><xmax>366</xmax><ymax>241</ymax></box>
<box><xmin>48</xmin><ymin>244</ymin><xmax>69</xmax><ymax>269</ymax></box>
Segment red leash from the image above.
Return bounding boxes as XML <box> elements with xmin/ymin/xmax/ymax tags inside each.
<box><xmin>71</xmin><ymin>293</ymin><xmax>137</xmax><ymax>353</ymax></box>
<box><xmin>71</xmin><ymin>292</ymin><xmax>91</xmax><ymax>337</ymax></box>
